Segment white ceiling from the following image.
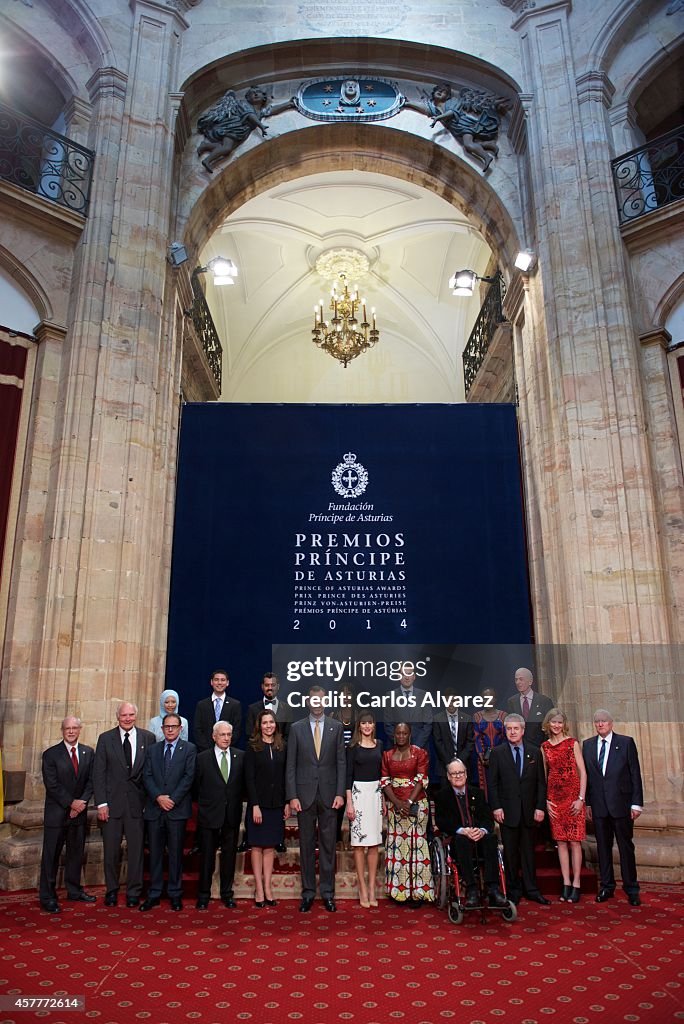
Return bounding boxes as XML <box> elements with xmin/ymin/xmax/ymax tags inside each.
<box><xmin>200</xmin><ymin>170</ymin><xmax>492</xmax><ymax>403</ymax></box>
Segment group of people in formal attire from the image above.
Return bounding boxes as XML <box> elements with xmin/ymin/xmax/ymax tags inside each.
<box><xmin>38</xmin><ymin>664</ymin><xmax>645</xmax><ymax>916</ymax></box>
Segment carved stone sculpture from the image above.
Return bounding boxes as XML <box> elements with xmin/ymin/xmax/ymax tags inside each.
<box><xmin>196</xmin><ymin>87</ymin><xmax>294</xmax><ymax>173</ymax></box>
<box><xmin>411</xmin><ymin>84</ymin><xmax>511</xmax><ymax>171</ymax></box>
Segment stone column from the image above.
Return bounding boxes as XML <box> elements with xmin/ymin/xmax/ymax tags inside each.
<box><xmin>1</xmin><ymin>0</ymin><xmax>189</xmax><ymax>798</ymax></box>
<box><xmin>506</xmin><ymin>0</ymin><xmax>681</xmax><ymax>874</ymax></box>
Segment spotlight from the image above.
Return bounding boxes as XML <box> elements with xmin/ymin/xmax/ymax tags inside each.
<box><xmin>514</xmin><ymin>249</ymin><xmax>536</xmax><ymax>272</ymax></box>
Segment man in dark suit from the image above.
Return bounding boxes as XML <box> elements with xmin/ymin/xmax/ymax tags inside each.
<box><xmin>383</xmin><ymin>663</ymin><xmax>431</xmax><ymax>749</ymax></box>
<box><xmin>434</xmin><ymin>758</ymin><xmax>508</xmax><ymax>907</ymax></box>
<box><xmin>432</xmin><ymin>691</ymin><xmax>475</xmax><ymax>787</ymax></box>
<box><xmin>193</xmin><ymin>669</ymin><xmax>243</xmax><ymax>752</ymax></box>
<box><xmin>140</xmin><ymin>714</ymin><xmax>196</xmax><ymax>912</ymax></box>
<box><xmin>286</xmin><ymin>684</ymin><xmax>346</xmax><ymax>912</ymax></box>
<box><xmin>583</xmin><ymin>709</ymin><xmax>644</xmax><ymax>906</ymax></box>
<box><xmin>488</xmin><ymin>713</ymin><xmax>550</xmax><ymax>905</ymax></box>
<box><xmin>93</xmin><ymin>702</ymin><xmax>155</xmax><ymax>908</ymax></box>
<box><xmin>507</xmin><ymin>667</ymin><xmax>554</xmax><ymax>747</ymax></box>
<box><xmin>38</xmin><ymin>716</ymin><xmax>96</xmax><ymax>913</ymax></box>
<box><xmin>245</xmin><ymin>672</ymin><xmax>292</xmax><ymax>741</ymax></box>
<box><xmin>195</xmin><ymin>720</ymin><xmax>244</xmax><ymax>909</ymax></box>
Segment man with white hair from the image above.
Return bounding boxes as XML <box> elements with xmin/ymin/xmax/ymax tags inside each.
<box><xmin>582</xmin><ymin>709</ymin><xmax>644</xmax><ymax>906</ymax></box>
<box><xmin>38</xmin><ymin>716</ymin><xmax>95</xmax><ymax>913</ymax></box>
<box><xmin>194</xmin><ymin>720</ymin><xmax>245</xmax><ymax>910</ymax></box>
<box><xmin>507</xmin><ymin>667</ymin><xmax>554</xmax><ymax>747</ymax></box>
<box><xmin>93</xmin><ymin>702</ymin><xmax>155</xmax><ymax>908</ymax></box>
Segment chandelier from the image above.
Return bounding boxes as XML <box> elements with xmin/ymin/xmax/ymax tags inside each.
<box><xmin>311</xmin><ymin>249</ymin><xmax>380</xmax><ymax>367</ymax></box>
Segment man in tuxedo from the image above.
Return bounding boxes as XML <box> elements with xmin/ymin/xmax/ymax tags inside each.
<box><xmin>383</xmin><ymin>663</ymin><xmax>431</xmax><ymax>750</ymax></box>
<box><xmin>488</xmin><ymin>713</ymin><xmax>550</xmax><ymax>905</ymax></box>
<box><xmin>38</xmin><ymin>716</ymin><xmax>96</xmax><ymax>913</ymax></box>
<box><xmin>583</xmin><ymin>709</ymin><xmax>644</xmax><ymax>906</ymax></box>
<box><xmin>195</xmin><ymin>721</ymin><xmax>244</xmax><ymax>909</ymax></box>
<box><xmin>193</xmin><ymin>669</ymin><xmax>243</xmax><ymax>752</ymax></box>
<box><xmin>432</xmin><ymin>691</ymin><xmax>474</xmax><ymax>787</ymax></box>
<box><xmin>286</xmin><ymin>684</ymin><xmax>346</xmax><ymax>912</ymax></box>
<box><xmin>93</xmin><ymin>702</ymin><xmax>155</xmax><ymax>908</ymax></box>
<box><xmin>507</xmin><ymin>667</ymin><xmax>554</xmax><ymax>747</ymax></box>
<box><xmin>245</xmin><ymin>672</ymin><xmax>292</xmax><ymax>740</ymax></box>
<box><xmin>434</xmin><ymin>759</ymin><xmax>508</xmax><ymax>908</ymax></box>
<box><xmin>140</xmin><ymin>714</ymin><xmax>196</xmax><ymax>912</ymax></box>
<box><xmin>240</xmin><ymin>671</ymin><xmax>292</xmax><ymax>853</ymax></box>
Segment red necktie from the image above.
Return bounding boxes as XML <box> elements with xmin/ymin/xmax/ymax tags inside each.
<box><xmin>522</xmin><ymin>695</ymin><xmax>530</xmax><ymax>720</ymax></box>
<box><xmin>71</xmin><ymin>746</ymin><xmax>78</xmax><ymax>774</ymax></box>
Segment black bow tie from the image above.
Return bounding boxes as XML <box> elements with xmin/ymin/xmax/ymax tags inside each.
<box><xmin>264</xmin><ymin>699</ymin><xmax>276</xmax><ymax>707</ymax></box>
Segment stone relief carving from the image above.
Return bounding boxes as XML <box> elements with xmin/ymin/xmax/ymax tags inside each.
<box><xmin>408</xmin><ymin>84</ymin><xmax>512</xmax><ymax>172</ymax></box>
<box><xmin>196</xmin><ymin>87</ymin><xmax>294</xmax><ymax>173</ymax></box>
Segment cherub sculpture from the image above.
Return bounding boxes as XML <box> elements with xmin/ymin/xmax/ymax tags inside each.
<box><xmin>411</xmin><ymin>84</ymin><xmax>512</xmax><ymax>171</ymax></box>
<box><xmin>196</xmin><ymin>87</ymin><xmax>294</xmax><ymax>173</ymax></box>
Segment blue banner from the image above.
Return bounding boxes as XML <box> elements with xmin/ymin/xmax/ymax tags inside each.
<box><xmin>166</xmin><ymin>404</ymin><xmax>532</xmax><ymax>717</ymax></box>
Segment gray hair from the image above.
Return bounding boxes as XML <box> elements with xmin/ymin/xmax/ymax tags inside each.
<box><xmin>446</xmin><ymin>758</ymin><xmax>467</xmax><ymax>773</ymax></box>
<box><xmin>593</xmin><ymin>708</ymin><xmax>613</xmax><ymax>722</ymax></box>
<box><xmin>504</xmin><ymin>713</ymin><xmax>525</xmax><ymax>727</ymax></box>
<box><xmin>116</xmin><ymin>702</ymin><xmax>138</xmax><ymax>718</ymax></box>
<box><xmin>212</xmin><ymin>721</ymin><xmax>233</xmax><ymax>738</ymax></box>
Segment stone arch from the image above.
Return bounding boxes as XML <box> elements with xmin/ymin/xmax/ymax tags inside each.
<box><xmin>655</xmin><ymin>275</ymin><xmax>684</xmax><ymax>338</ymax></box>
<box><xmin>181</xmin><ymin>123</ymin><xmax>522</xmax><ymax>276</ymax></box>
<box><xmin>0</xmin><ymin>247</ymin><xmax>52</xmax><ymax>326</ymax></box>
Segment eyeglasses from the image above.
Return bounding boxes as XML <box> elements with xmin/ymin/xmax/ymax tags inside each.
<box><xmin>162</xmin><ymin>723</ymin><xmax>181</xmax><ymax>730</ymax></box>
<box><xmin>447</xmin><ymin>770</ymin><xmax>467</xmax><ymax>777</ymax></box>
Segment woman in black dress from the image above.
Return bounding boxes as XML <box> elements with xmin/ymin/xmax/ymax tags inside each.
<box><xmin>346</xmin><ymin>712</ymin><xmax>384</xmax><ymax>907</ymax></box>
<box><xmin>244</xmin><ymin>710</ymin><xmax>288</xmax><ymax>907</ymax></box>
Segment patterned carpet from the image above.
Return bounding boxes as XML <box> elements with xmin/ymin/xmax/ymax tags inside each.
<box><xmin>0</xmin><ymin>885</ymin><xmax>682</xmax><ymax>1024</ymax></box>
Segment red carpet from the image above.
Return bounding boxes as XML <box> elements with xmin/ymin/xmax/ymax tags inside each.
<box><xmin>0</xmin><ymin>885</ymin><xmax>682</xmax><ymax>1024</ymax></box>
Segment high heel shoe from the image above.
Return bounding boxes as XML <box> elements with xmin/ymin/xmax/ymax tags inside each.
<box><xmin>560</xmin><ymin>884</ymin><xmax>572</xmax><ymax>902</ymax></box>
<box><xmin>568</xmin><ymin>887</ymin><xmax>581</xmax><ymax>903</ymax></box>
<box><xmin>369</xmin><ymin>898</ymin><xmax>378</xmax><ymax>907</ymax></box>
<box><xmin>264</xmin><ymin>898</ymin><xmax>277</xmax><ymax>907</ymax></box>
<box><xmin>254</xmin><ymin>898</ymin><xmax>266</xmax><ymax>908</ymax></box>
<box><xmin>359</xmin><ymin>897</ymin><xmax>370</xmax><ymax>908</ymax></box>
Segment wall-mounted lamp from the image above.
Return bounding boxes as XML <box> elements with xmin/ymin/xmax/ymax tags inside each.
<box><xmin>193</xmin><ymin>256</ymin><xmax>238</xmax><ymax>286</ymax></box>
<box><xmin>514</xmin><ymin>249</ymin><xmax>537</xmax><ymax>272</ymax></box>
<box><xmin>448</xmin><ymin>269</ymin><xmax>499</xmax><ymax>298</ymax></box>
<box><xmin>168</xmin><ymin>242</ymin><xmax>188</xmax><ymax>267</ymax></box>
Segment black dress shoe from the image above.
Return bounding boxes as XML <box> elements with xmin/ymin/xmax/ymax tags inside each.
<box><xmin>322</xmin><ymin>898</ymin><xmax>337</xmax><ymax>912</ymax></box>
<box><xmin>237</xmin><ymin>839</ymin><xmax>250</xmax><ymax>853</ymax></box>
<box><xmin>139</xmin><ymin>897</ymin><xmax>160</xmax><ymax>912</ymax></box>
<box><xmin>595</xmin><ymin>889</ymin><xmax>614</xmax><ymax>903</ymax></box>
<box><xmin>68</xmin><ymin>891</ymin><xmax>97</xmax><ymax>903</ymax></box>
<box><xmin>40</xmin><ymin>901</ymin><xmax>61</xmax><ymax>914</ymax></box>
<box><xmin>299</xmin><ymin>896</ymin><xmax>314</xmax><ymax>913</ymax></box>
<box><xmin>196</xmin><ymin>900</ymin><xmax>209</xmax><ymax>910</ymax></box>
<box><xmin>126</xmin><ymin>897</ymin><xmax>140</xmax><ymax>908</ymax></box>
<box><xmin>526</xmin><ymin>892</ymin><xmax>551</xmax><ymax>905</ymax></box>
<box><xmin>465</xmin><ymin>886</ymin><xmax>480</xmax><ymax>909</ymax></box>
<box><xmin>104</xmin><ymin>891</ymin><xmax>118</xmax><ymax>907</ymax></box>
<box><xmin>488</xmin><ymin>888</ymin><xmax>509</xmax><ymax>909</ymax></box>
<box><xmin>276</xmin><ymin>842</ymin><xmax>287</xmax><ymax>854</ymax></box>
<box><xmin>628</xmin><ymin>894</ymin><xmax>641</xmax><ymax>906</ymax></box>
<box><xmin>170</xmin><ymin>898</ymin><xmax>183</xmax><ymax>911</ymax></box>
<box><xmin>222</xmin><ymin>897</ymin><xmax>237</xmax><ymax>908</ymax></box>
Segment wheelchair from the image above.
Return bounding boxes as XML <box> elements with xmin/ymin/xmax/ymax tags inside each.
<box><xmin>430</xmin><ymin>832</ymin><xmax>517</xmax><ymax>925</ymax></box>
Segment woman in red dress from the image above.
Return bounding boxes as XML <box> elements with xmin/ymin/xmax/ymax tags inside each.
<box><xmin>541</xmin><ymin>709</ymin><xmax>588</xmax><ymax>903</ymax></box>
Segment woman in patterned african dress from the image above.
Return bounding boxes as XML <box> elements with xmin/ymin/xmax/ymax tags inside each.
<box><xmin>381</xmin><ymin>722</ymin><xmax>434</xmax><ymax>905</ymax></box>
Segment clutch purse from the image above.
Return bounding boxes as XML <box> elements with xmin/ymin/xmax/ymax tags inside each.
<box><xmin>407</xmin><ymin>802</ymin><xmax>419</xmax><ymax>817</ymax></box>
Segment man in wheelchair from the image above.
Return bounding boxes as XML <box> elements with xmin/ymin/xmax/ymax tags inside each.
<box><xmin>434</xmin><ymin>759</ymin><xmax>508</xmax><ymax>909</ymax></box>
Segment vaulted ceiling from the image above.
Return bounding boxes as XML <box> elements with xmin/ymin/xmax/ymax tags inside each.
<box><xmin>200</xmin><ymin>170</ymin><xmax>492</xmax><ymax>403</ymax></box>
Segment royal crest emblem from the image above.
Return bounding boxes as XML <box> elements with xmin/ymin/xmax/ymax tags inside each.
<box><xmin>332</xmin><ymin>453</ymin><xmax>369</xmax><ymax>498</ymax></box>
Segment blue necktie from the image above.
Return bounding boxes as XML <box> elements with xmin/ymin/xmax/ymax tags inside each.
<box><xmin>514</xmin><ymin>746</ymin><xmax>522</xmax><ymax>777</ymax></box>
<box><xmin>214</xmin><ymin>697</ymin><xmax>221</xmax><ymax>722</ymax></box>
<box><xmin>598</xmin><ymin>738</ymin><xmax>607</xmax><ymax>774</ymax></box>
<box><xmin>164</xmin><ymin>743</ymin><xmax>173</xmax><ymax>778</ymax></box>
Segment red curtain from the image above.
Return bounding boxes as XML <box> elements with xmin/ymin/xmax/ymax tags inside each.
<box><xmin>0</xmin><ymin>333</ymin><xmax>30</xmax><ymax>580</ymax></box>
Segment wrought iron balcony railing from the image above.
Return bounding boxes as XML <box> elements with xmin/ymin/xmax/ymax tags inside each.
<box><xmin>0</xmin><ymin>102</ymin><xmax>94</xmax><ymax>216</ymax></box>
<box><xmin>189</xmin><ymin>274</ymin><xmax>223</xmax><ymax>392</ymax></box>
<box><xmin>611</xmin><ymin>125</ymin><xmax>684</xmax><ymax>225</ymax></box>
<box><xmin>462</xmin><ymin>273</ymin><xmax>508</xmax><ymax>396</ymax></box>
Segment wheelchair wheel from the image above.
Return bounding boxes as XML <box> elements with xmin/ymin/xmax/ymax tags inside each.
<box><xmin>447</xmin><ymin>900</ymin><xmax>464</xmax><ymax>925</ymax></box>
<box><xmin>430</xmin><ymin>835</ymin><xmax>448</xmax><ymax>909</ymax></box>
<box><xmin>501</xmin><ymin>901</ymin><xmax>518</xmax><ymax>922</ymax></box>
